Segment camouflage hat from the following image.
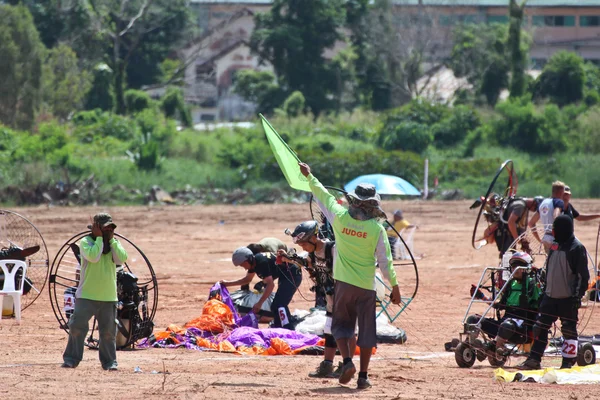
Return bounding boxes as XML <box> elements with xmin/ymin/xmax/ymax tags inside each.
<box><xmin>347</xmin><ymin>183</ymin><xmax>381</xmax><ymax>204</ymax></box>
<box><xmin>87</xmin><ymin>212</ymin><xmax>117</xmax><ymax>230</ymax></box>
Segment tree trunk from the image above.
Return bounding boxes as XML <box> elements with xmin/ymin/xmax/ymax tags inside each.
<box><xmin>115</xmin><ymin>60</ymin><xmax>126</xmax><ymax>114</ymax></box>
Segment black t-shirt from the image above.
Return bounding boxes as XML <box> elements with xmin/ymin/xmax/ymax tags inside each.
<box><xmin>249</xmin><ymin>252</ymin><xmax>280</xmax><ymax>280</ymax></box>
<box><xmin>564</xmin><ymin>204</ymin><xmax>580</xmax><ymax>220</ymax></box>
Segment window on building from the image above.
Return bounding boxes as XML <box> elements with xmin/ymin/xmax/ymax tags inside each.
<box><xmin>581</xmin><ymin>16</ymin><xmax>600</xmax><ymax>27</ymax></box>
<box><xmin>392</xmin><ymin>13</ymin><xmax>433</xmax><ymax>27</ymax></box>
<box><xmin>530</xmin><ymin>58</ymin><xmax>547</xmax><ymax>69</ymax></box>
<box><xmin>195</xmin><ymin>64</ymin><xmax>216</xmax><ymax>84</ymax></box>
<box><xmin>532</xmin><ymin>15</ymin><xmax>575</xmax><ymax>27</ymax></box>
<box><xmin>488</xmin><ymin>15</ymin><xmax>508</xmax><ymax>24</ymax></box>
<box><xmin>439</xmin><ymin>14</ymin><xmax>454</xmax><ymax>26</ymax></box>
<box><xmin>439</xmin><ymin>14</ymin><xmax>479</xmax><ymax>26</ymax></box>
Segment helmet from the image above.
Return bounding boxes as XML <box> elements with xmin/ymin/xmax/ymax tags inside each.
<box><xmin>232</xmin><ymin>247</ymin><xmax>254</xmax><ymax>266</ymax></box>
<box><xmin>287</xmin><ymin>221</ymin><xmax>319</xmax><ymax>244</ymax></box>
<box><xmin>533</xmin><ymin>196</ymin><xmax>544</xmax><ymax>209</ymax></box>
<box><xmin>509</xmin><ymin>251</ymin><xmax>532</xmax><ymax>268</ymax></box>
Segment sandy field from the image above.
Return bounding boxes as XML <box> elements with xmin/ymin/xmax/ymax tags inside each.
<box><xmin>1</xmin><ymin>199</ymin><xmax>600</xmax><ymax>400</ymax></box>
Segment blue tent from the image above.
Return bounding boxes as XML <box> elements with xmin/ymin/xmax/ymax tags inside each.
<box><xmin>345</xmin><ymin>174</ymin><xmax>420</xmax><ymax>196</ymax></box>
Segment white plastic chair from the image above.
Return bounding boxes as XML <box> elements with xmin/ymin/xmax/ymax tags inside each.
<box><xmin>393</xmin><ymin>226</ymin><xmax>417</xmax><ymax>260</ymax></box>
<box><xmin>0</xmin><ymin>260</ymin><xmax>28</xmax><ymax>323</ymax></box>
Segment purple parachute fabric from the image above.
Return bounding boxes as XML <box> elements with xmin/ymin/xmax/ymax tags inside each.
<box><xmin>228</xmin><ymin>327</ymin><xmax>321</xmax><ymax>350</ymax></box>
<box><xmin>210</xmin><ymin>282</ymin><xmax>241</xmax><ymax>324</ymax></box>
<box><xmin>138</xmin><ymin>282</ymin><xmax>320</xmax><ymax>353</ymax></box>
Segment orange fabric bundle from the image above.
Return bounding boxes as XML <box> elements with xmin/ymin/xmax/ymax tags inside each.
<box><xmin>237</xmin><ymin>345</ymin><xmax>268</xmax><ymax>355</ymax></box>
<box><xmin>217</xmin><ymin>340</ymin><xmax>236</xmax><ymax>353</ymax></box>
<box><xmin>264</xmin><ymin>338</ymin><xmax>292</xmax><ymax>356</ymax></box>
<box><xmin>196</xmin><ymin>337</ymin><xmax>217</xmax><ymax>349</ymax></box>
<box><xmin>185</xmin><ymin>299</ymin><xmax>234</xmax><ymax>333</ymax></box>
<box><xmin>166</xmin><ymin>324</ymin><xmax>186</xmax><ymax>334</ymax></box>
<box><xmin>153</xmin><ymin>331</ymin><xmax>173</xmax><ymax>342</ymax></box>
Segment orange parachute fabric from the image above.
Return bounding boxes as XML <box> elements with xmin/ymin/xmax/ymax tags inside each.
<box><xmin>185</xmin><ymin>299</ymin><xmax>235</xmax><ymax>333</ymax></box>
<box><xmin>166</xmin><ymin>324</ymin><xmax>186</xmax><ymax>335</ymax></box>
<box><xmin>196</xmin><ymin>337</ymin><xmax>217</xmax><ymax>350</ymax></box>
<box><xmin>153</xmin><ymin>331</ymin><xmax>174</xmax><ymax>342</ymax></box>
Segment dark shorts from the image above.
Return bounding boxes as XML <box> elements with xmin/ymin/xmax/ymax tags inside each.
<box><xmin>332</xmin><ymin>280</ymin><xmax>377</xmax><ymax>348</ymax></box>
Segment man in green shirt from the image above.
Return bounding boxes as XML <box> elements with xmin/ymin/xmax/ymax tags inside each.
<box><xmin>299</xmin><ymin>162</ymin><xmax>400</xmax><ymax>390</ymax></box>
<box><xmin>62</xmin><ymin>213</ymin><xmax>128</xmax><ymax>371</ymax></box>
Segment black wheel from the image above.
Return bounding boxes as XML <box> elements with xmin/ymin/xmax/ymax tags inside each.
<box><xmin>577</xmin><ymin>342</ymin><xmax>596</xmax><ymax>366</ymax></box>
<box><xmin>455</xmin><ymin>342</ymin><xmax>477</xmax><ymax>368</ymax></box>
<box><xmin>488</xmin><ymin>349</ymin><xmax>507</xmax><ymax>367</ymax></box>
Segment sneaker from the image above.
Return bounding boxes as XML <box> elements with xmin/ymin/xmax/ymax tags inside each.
<box><xmin>61</xmin><ymin>362</ymin><xmax>75</xmax><ymax>368</ymax></box>
<box><xmin>560</xmin><ymin>359</ymin><xmax>576</xmax><ymax>369</ymax></box>
<box><xmin>331</xmin><ymin>362</ymin><xmax>343</xmax><ymax>378</ymax></box>
<box><xmin>357</xmin><ymin>377</ymin><xmax>372</xmax><ymax>390</ymax></box>
<box><xmin>338</xmin><ymin>361</ymin><xmax>356</xmax><ymax>385</ymax></box>
<box><xmin>308</xmin><ymin>361</ymin><xmax>334</xmax><ymax>378</ymax></box>
<box><xmin>517</xmin><ymin>359</ymin><xmax>541</xmax><ymax>370</ymax></box>
<box><xmin>103</xmin><ymin>364</ymin><xmax>118</xmax><ymax>371</ymax></box>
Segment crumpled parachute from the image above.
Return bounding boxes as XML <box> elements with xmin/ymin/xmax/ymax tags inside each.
<box><xmin>138</xmin><ymin>283</ymin><xmax>322</xmax><ymax>355</ymax></box>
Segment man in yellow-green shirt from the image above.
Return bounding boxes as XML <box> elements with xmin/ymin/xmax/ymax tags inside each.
<box><xmin>299</xmin><ymin>162</ymin><xmax>400</xmax><ymax>390</ymax></box>
<box><xmin>62</xmin><ymin>213</ymin><xmax>128</xmax><ymax>371</ymax></box>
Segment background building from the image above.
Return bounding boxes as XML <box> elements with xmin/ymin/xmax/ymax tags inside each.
<box><xmin>181</xmin><ymin>0</ymin><xmax>600</xmax><ymax>121</ymax></box>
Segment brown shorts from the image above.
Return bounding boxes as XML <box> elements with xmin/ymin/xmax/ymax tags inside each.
<box><xmin>331</xmin><ymin>280</ymin><xmax>377</xmax><ymax>348</ymax></box>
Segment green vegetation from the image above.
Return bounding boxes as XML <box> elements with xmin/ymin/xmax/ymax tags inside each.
<box><xmin>2</xmin><ymin>2</ymin><xmax>600</xmax><ymax>205</ymax></box>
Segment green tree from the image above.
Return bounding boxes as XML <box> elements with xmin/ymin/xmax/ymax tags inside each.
<box><xmin>250</xmin><ymin>0</ymin><xmax>346</xmax><ymax>115</ymax></box>
<box><xmin>582</xmin><ymin>62</ymin><xmax>600</xmax><ymax>105</ymax></box>
<box><xmin>344</xmin><ymin>0</ymin><xmax>379</xmax><ymax>108</ymax></box>
<box><xmin>233</xmin><ymin>70</ymin><xmax>284</xmax><ymax>115</ymax></box>
<box><xmin>161</xmin><ymin>86</ymin><xmax>192</xmax><ymax>127</ymax></box>
<box><xmin>356</xmin><ymin>0</ymin><xmax>454</xmax><ymax>109</ymax></box>
<box><xmin>534</xmin><ymin>51</ymin><xmax>585</xmax><ymax>107</ymax></box>
<box><xmin>282</xmin><ymin>91</ymin><xmax>305</xmax><ymax>118</ymax></box>
<box><xmin>492</xmin><ymin>96</ymin><xmax>569</xmax><ymax>153</ymax></box>
<box><xmin>7</xmin><ymin>1</ymin><xmax>105</xmax><ymax>66</ymax></box>
<box><xmin>449</xmin><ymin>23</ymin><xmax>510</xmax><ymax>106</ymax></box>
<box><xmin>83</xmin><ymin>0</ymin><xmax>192</xmax><ymax>114</ymax></box>
<box><xmin>330</xmin><ymin>47</ymin><xmax>359</xmax><ymax>112</ymax></box>
<box><xmin>379</xmin><ymin>121</ymin><xmax>433</xmax><ymax>154</ymax></box>
<box><xmin>85</xmin><ymin>63</ymin><xmax>115</xmax><ymax>111</ymax></box>
<box><xmin>0</xmin><ymin>4</ymin><xmax>44</xmax><ymax>129</ymax></box>
<box><xmin>42</xmin><ymin>44</ymin><xmax>93</xmax><ymax>120</ymax></box>
<box><xmin>124</xmin><ymin>89</ymin><xmax>153</xmax><ymax>114</ymax></box>
<box><xmin>378</xmin><ymin>99</ymin><xmax>447</xmax><ymax>153</ymax></box>
<box><xmin>508</xmin><ymin>0</ymin><xmax>528</xmax><ymax>98</ymax></box>
<box><xmin>432</xmin><ymin>106</ymin><xmax>481</xmax><ymax>148</ymax></box>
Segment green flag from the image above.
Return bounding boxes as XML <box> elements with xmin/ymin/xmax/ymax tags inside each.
<box><xmin>260</xmin><ymin>114</ymin><xmax>311</xmax><ymax>192</ymax></box>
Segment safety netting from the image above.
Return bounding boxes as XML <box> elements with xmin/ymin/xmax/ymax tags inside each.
<box><xmin>138</xmin><ymin>283</ymin><xmax>328</xmax><ymax>355</ymax></box>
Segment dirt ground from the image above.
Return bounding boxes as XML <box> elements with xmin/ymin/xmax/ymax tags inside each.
<box><xmin>1</xmin><ymin>200</ymin><xmax>600</xmax><ymax>400</ymax></box>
